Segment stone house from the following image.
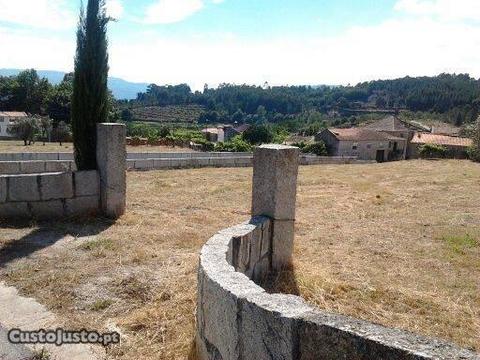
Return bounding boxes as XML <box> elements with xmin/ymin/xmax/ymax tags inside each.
<box><xmin>409</xmin><ymin>133</ymin><xmax>472</xmax><ymax>159</ymax></box>
<box><xmin>0</xmin><ymin>112</ymin><xmax>28</xmax><ymax>138</ymax></box>
<box><xmin>202</xmin><ymin>124</ymin><xmax>251</xmax><ymax>143</ymax></box>
<box><xmin>315</xmin><ymin>128</ymin><xmax>407</xmax><ymax>162</ymax></box>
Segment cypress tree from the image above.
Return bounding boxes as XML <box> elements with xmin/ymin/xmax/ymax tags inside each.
<box><xmin>71</xmin><ymin>0</ymin><xmax>110</xmax><ymax>170</ymax></box>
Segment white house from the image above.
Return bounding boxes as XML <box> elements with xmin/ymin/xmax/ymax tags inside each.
<box><xmin>0</xmin><ymin>112</ymin><xmax>28</xmax><ymax>138</ymax></box>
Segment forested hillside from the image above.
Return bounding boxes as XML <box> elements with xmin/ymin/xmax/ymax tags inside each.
<box><xmin>2</xmin><ymin>69</ymin><xmax>479</xmax><ymax>130</ymax></box>
<box><xmin>123</xmin><ymin>74</ymin><xmax>480</xmax><ymax>128</ymax></box>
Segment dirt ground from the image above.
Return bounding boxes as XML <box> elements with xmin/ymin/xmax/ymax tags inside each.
<box><xmin>0</xmin><ymin>160</ymin><xmax>478</xmax><ymax>359</ymax></box>
<box><xmin>0</xmin><ymin>140</ymin><xmax>195</xmax><ymax>153</ymax></box>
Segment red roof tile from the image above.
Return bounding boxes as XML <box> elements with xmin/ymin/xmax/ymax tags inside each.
<box><xmin>411</xmin><ymin>133</ymin><xmax>472</xmax><ymax>147</ymax></box>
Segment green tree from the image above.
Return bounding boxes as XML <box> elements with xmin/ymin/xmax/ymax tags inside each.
<box><xmin>38</xmin><ymin>115</ymin><xmax>53</xmax><ymax>145</ymax></box>
<box><xmin>8</xmin><ymin>116</ymin><xmax>39</xmax><ymax>145</ymax></box>
<box><xmin>53</xmin><ymin>121</ymin><xmax>71</xmax><ymax>146</ymax></box>
<box><xmin>47</xmin><ymin>73</ymin><xmax>73</xmax><ymax>123</ymax></box>
<box><xmin>71</xmin><ymin>0</ymin><xmax>111</xmax><ymax>170</ymax></box>
<box><xmin>242</xmin><ymin>124</ymin><xmax>274</xmax><ymax>145</ymax></box>
<box><xmin>469</xmin><ymin>118</ymin><xmax>480</xmax><ymax>162</ymax></box>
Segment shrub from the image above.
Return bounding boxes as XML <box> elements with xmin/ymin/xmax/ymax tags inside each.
<box><xmin>242</xmin><ymin>125</ymin><xmax>274</xmax><ymax>145</ymax></box>
<box><xmin>301</xmin><ymin>141</ymin><xmax>328</xmax><ymax>156</ymax></box>
<box><xmin>418</xmin><ymin>143</ymin><xmax>448</xmax><ymax>158</ymax></box>
<box><xmin>215</xmin><ymin>136</ymin><xmax>252</xmax><ymax>152</ymax></box>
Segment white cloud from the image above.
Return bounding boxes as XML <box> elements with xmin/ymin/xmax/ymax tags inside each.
<box><xmin>106</xmin><ymin>0</ymin><xmax>124</xmax><ymax>19</ymax></box>
<box><xmin>1</xmin><ymin>1</ymin><xmax>480</xmax><ymax>91</ymax></box>
<box><xmin>106</xmin><ymin>15</ymin><xmax>480</xmax><ymax>91</ymax></box>
<box><xmin>144</xmin><ymin>0</ymin><xmax>204</xmax><ymax>24</ymax></box>
<box><xmin>395</xmin><ymin>0</ymin><xmax>480</xmax><ymax>21</ymax></box>
<box><xmin>0</xmin><ymin>0</ymin><xmax>75</xmax><ymax>30</ymax></box>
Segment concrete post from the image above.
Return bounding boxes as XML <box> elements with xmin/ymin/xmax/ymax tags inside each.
<box><xmin>96</xmin><ymin>123</ymin><xmax>126</xmax><ymax>219</ymax></box>
<box><xmin>252</xmin><ymin>144</ymin><xmax>300</xmax><ymax>271</ymax></box>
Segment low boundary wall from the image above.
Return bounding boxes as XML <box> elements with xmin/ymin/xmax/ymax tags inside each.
<box><xmin>0</xmin><ymin>124</ymin><xmax>126</xmax><ymax>220</ymax></box>
<box><xmin>0</xmin><ymin>152</ymin><xmax>372</xmax><ymax>174</ymax></box>
<box><xmin>196</xmin><ymin>145</ymin><xmax>479</xmax><ymax>360</ymax></box>
<box><xmin>0</xmin><ymin>171</ymin><xmax>99</xmax><ymax>219</ymax></box>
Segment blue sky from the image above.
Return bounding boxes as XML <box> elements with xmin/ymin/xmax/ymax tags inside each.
<box><xmin>0</xmin><ymin>0</ymin><xmax>480</xmax><ymax>90</ymax></box>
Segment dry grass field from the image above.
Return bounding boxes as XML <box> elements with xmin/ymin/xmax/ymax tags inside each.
<box><xmin>0</xmin><ymin>140</ymin><xmax>194</xmax><ymax>153</ymax></box>
<box><xmin>0</xmin><ymin>160</ymin><xmax>478</xmax><ymax>359</ymax></box>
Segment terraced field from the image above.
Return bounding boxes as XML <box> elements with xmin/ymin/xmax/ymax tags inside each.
<box><xmin>131</xmin><ymin>105</ymin><xmax>205</xmax><ymax>124</ymax></box>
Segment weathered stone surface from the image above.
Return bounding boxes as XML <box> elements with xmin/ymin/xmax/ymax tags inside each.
<box><xmin>0</xmin><ymin>177</ymin><xmax>6</xmax><ymax>203</ymax></box>
<box><xmin>298</xmin><ymin>311</ymin><xmax>480</xmax><ymax>360</ymax></box>
<box><xmin>65</xmin><ymin>196</ymin><xmax>99</xmax><ymax>217</ymax></box>
<box><xmin>74</xmin><ymin>171</ymin><xmax>100</xmax><ymax>197</ymax></box>
<box><xmin>96</xmin><ymin>123</ymin><xmax>126</xmax><ymax>218</ymax></box>
<box><xmin>0</xmin><ymin>162</ymin><xmax>20</xmax><ymax>175</ymax></box>
<box><xmin>20</xmin><ymin>161</ymin><xmax>45</xmax><ymax>174</ymax></box>
<box><xmin>251</xmin><ymin>144</ymin><xmax>300</xmax><ymax>221</ymax></box>
<box><xmin>241</xmin><ymin>293</ymin><xmax>311</xmax><ymax>360</ymax></box>
<box><xmin>30</xmin><ymin>200</ymin><xmax>65</xmax><ymax>219</ymax></box>
<box><xmin>40</xmin><ymin>172</ymin><xmax>73</xmax><ymax>200</ymax></box>
<box><xmin>134</xmin><ymin>159</ymin><xmax>154</xmax><ymax>170</ymax></box>
<box><xmin>271</xmin><ymin>220</ymin><xmax>295</xmax><ymax>271</ymax></box>
<box><xmin>8</xmin><ymin>174</ymin><xmax>40</xmax><ymax>202</ymax></box>
<box><xmin>0</xmin><ymin>202</ymin><xmax>30</xmax><ymax>218</ymax></box>
<box><xmin>45</xmin><ymin>161</ymin><xmax>72</xmax><ymax>173</ymax></box>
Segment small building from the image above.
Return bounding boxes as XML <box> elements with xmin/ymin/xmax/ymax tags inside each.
<box><xmin>409</xmin><ymin>133</ymin><xmax>472</xmax><ymax>159</ymax></box>
<box><xmin>315</xmin><ymin>128</ymin><xmax>407</xmax><ymax>162</ymax></box>
<box><xmin>0</xmin><ymin>112</ymin><xmax>28</xmax><ymax>138</ymax></box>
<box><xmin>202</xmin><ymin>124</ymin><xmax>251</xmax><ymax>143</ymax></box>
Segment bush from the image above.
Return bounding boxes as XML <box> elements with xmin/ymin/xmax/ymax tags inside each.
<box><xmin>215</xmin><ymin>136</ymin><xmax>252</xmax><ymax>152</ymax></box>
<box><xmin>242</xmin><ymin>125</ymin><xmax>274</xmax><ymax>145</ymax></box>
<box><xmin>301</xmin><ymin>141</ymin><xmax>328</xmax><ymax>156</ymax></box>
<box><xmin>418</xmin><ymin>143</ymin><xmax>448</xmax><ymax>158</ymax></box>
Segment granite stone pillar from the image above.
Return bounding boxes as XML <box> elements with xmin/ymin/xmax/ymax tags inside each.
<box><xmin>96</xmin><ymin>123</ymin><xmax>126</xmax><ymax>219</ymax></box>
<box><xmin>252</xmin><ymin>144</ymin><xmax>300</xmax><ymax>271</ymax></box>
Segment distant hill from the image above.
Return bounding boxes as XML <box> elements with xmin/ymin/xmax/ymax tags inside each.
<box><xmin>131</xmin><ymin>105</ymin><xmax>205</xmax><ymax>124</ymax></box>
<box><xmin>0</xmin><ymin>68</ymin><xmax>148</xmax><ymax>100</ymax></box>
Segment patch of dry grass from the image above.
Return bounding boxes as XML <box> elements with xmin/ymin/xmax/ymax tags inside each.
<box><xmin>0</xmin><ymin>160</ymin><xmax>479</xmax><ymax>359</ymax></box>
<box><xmin>0</xmin><ymin>140</ymin><xmax>195</xmax><ymax>153</ymax></box>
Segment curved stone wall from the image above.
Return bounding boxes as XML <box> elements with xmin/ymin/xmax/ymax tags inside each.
<box><xmin>197</xmin><ymin>218</ymin><xmax>479</xmax><ymax>360</ymax></box>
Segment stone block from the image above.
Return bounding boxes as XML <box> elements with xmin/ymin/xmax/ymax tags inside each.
<box><xmin>272</xmin><ymin>220</ymin><xmax>295</xmax><ymax>271</ymax></box>
<box><xmin>252</xmin><ymin>144</ymin><xmax>300</xmax><ymax>221</ymax></box>
<box><xmin>153</xmin><ymin>159</ymin><xmax>168</xmax><ymax>169</ymax></box>
<box><xmin>240</xmin><ymin>293</ymin><xmax>310</xmax><ymax>360</ymax></box>
<box><xmin>0</xmin><ymin>162</ymin><xmax>20</xmax><ymax>175</ymax></box>
<box><xmin>134</xmin><ymin>159</ymin><xmax>154</xmax><ymax>170</ymax></box>
<box><xmin>74</xmin><ymin>171</ymin><xmax>100</xmax><ymax>197</ymax></box>
<box><xmin>96</xmin><ymin>123</ymin><xmax>126</xmax><ymax>218</ymax></box>
<box><xmin>45</xmin><ymin>161</ymin><xmax>70</xmax><ymax>173</ymax></box>
<box><xmin>40</xmin><ymin>172</ymin><xmax>73</xmax><ymax>200</ymax></box>
<box><xmin>126</xmin><ymin>160</ymin><xmax>135</xmax><ymax>170</ymax></box>
<box><xmin>65</xmin><ymin>196</ymin><xmax>99</xmax><ymax>217</ymax></box>
<box><xmin>0</xmin><ymin>177</ymin><xmax>6</xmax><ymax>203</ymax></box>
<box><xmin>30</xmin><ymin>200</ymin><xmax>65</xmax><ymax>220</ymax></box>
<box><xmin>0</xmin><ymin>202</ymin><xmax>30</xmax><ymax>218</ymax></box>
<box><xmin>20</xmin><ymin>161</ymin><xmax>45</xmax><ymax>174</ymax></box>
<box><xmin>58</xmin><ymin>153</ymin><xmax>74</xmax><ymax>161</ymax></box>
<box><xmin>8</xmin><ymin>174</ymin><xmax>40</xmax><ymax>202</ymax></box>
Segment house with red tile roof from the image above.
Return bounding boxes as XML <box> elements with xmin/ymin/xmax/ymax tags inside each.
<box><xmin>315</xmin><ymin>128</ymin><xmax>407</xmax><ymax>162</ymax></box>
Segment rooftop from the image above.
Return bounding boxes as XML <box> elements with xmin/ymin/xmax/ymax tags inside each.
<box><xmin>326</xmin><ymin>128</ymin><xmax>405</xmax><ymax>142</ymax></box>
<box><xmin>364</xmin><ymin>116</ymin><xmax>430</xmax><ymax>132</ymax></box>
<box><xmin>0</xmin><ymin>112</ymin><xmax>27</xmax><ymax>117</ymax></box>
<box><xmin>411</xmin><ymin>133</ymin><xmax>472</xmax><ymax>147</ymax></box>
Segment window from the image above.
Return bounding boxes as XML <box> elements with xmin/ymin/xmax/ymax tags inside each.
<box><xmin>352</xmin><ymin>143</ymin><xmax>358</xmax><ymax>150</ymax></box>
<box><xmin>367</xmin><ymin>144</ymin><xmax>372</xmax><ymax>149</ymax></box>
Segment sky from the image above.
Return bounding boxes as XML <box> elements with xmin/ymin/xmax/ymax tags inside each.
<box><xmin>1</xmin><ymin>0</ymin><xmax>480</xmax><ymax>90</ymax></box>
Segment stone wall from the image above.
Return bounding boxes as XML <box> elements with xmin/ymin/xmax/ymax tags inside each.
<box><xmin>0</xmin><ymin>160</ymin><xmax>75</xmax><ymax>175</ymax></box>
<box><xmin>196</xmin><ymin>145</ymin><xmax>479</xmax><ymax>360</ymax></box>
<box><xmin>0</xmin><ymin>152</ymin><xmax>372</xmax><ymax>174</ymax></box>
<box><xmin>0</xmin><ymin>171</ymin><xmax>99</xmax><ymax>219</ymax></box>
<box><xmin>0</xmin><ymin>124</ymin><xmax>126</xmax><ymax>220</ymax></box>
